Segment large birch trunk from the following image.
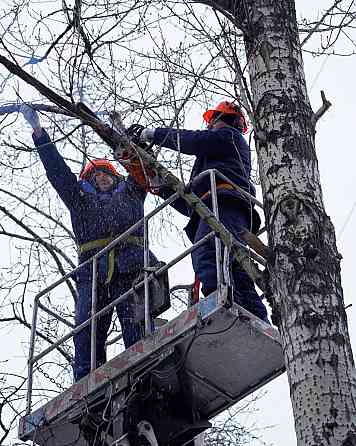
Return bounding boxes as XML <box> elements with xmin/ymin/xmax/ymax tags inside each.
<box><xmin>201</xmin><ymin>0</ymin><xmax>356</xmax><ymax>444</ymax></box>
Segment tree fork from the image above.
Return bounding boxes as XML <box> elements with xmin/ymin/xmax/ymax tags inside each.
<box><xmin>199</xmin><ymin>0</ymin><xmax>356</xmax><ymax>444</ymax></box>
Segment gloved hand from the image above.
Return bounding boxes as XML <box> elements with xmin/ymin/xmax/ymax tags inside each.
<box><xmin>126</xmin><ymin>123</ymin><xmax>157</xmax><ymax>155</ymax></box>
<box><xmin>114</xmin><ymin>123</ymin><xmax>156</xmax><ymax>161</ymax></box>
<box><xmin>126</xmin><ymin>123</ymin><xmax>145</xmax><ymax>145</ymax></box>
<box><xmin>20</xmin><ymin>104</ymin><xmax>41</xmax><ymax>129</ymax></box>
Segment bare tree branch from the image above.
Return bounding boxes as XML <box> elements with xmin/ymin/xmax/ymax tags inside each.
<box><xmin>311</xmin><ymin>90</ymin><xmax>332</xmax><ymax>127</ymax></box>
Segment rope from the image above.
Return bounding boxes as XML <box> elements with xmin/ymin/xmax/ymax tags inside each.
<box><xmin>337</xmin><ymin>200</ymin><xmax>356</xmax><ymax>241</ymax></box>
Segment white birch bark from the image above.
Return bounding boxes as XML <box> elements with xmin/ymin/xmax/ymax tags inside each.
<box><xmin>198</xmin><ymin>0</ymin><xmax>356</xmax><ymax>444</ymax></box>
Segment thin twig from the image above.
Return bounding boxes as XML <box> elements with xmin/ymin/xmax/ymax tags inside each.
<box><xmin>300</xmin><ymin>0</ymin><xmax>343</xmax><ymax>47</ymax></box>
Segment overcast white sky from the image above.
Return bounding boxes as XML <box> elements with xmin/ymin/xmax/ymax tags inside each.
<box><xmin>1</xmin><ymin>0</ymin><xmax>356</xmax><ymax>445</ymax></box>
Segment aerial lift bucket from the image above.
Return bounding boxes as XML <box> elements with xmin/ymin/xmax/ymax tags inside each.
<box><xmin>19</xmin><ymin>289</ymin><xmax>285</xmax><ymax>446</ymax></box>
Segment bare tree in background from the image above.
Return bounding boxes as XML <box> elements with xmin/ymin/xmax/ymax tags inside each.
<box><xmin>0</xmin><ymin>0</ymin><xmax>356</xmax><ymax>444</ymax></box>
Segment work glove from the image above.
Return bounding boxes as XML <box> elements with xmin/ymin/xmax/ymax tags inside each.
<box><xmin>126</xmin><ymin>123</ymin><xmax>145</xmax><ymax>145</ymax></box>
<box><xmin>114</xmin><ymin>123</ymin><xmax>156</xmax><ymax>162</ymax></box>
<box><xmin>126</xmin><ymin>124</ymin><xmax>155</xmax><ymax>145</ymax></box>
<box><xmin>20</xmin><ymin>104</ymin><xmax>41</xmax><ymax>129</ymax></box>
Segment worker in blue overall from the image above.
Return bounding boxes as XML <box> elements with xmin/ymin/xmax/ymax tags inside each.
<box><xmin>134</xmin><ymin>101</ymin><xmax>268</xmax><ymax>322</ymax></box>
<box><xmin>20</xmin><ymin>105</ymin><xmax>158</xmax><ymax>381</ymax></box>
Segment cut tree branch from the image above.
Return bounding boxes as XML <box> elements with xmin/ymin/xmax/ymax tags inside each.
<box><xmin>311</xmin><ymin>90</ymin><xmax>332</xmax><ymax>127</ymax></box>
<box><xmin>0</xmin><ymin>103</ymin><xmax>77</xmax><ymax>117</ymax></box>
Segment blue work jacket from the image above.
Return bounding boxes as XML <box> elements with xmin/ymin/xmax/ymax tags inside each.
<box><xmin>153</xmin><ymin>127</ymin><xmax>261</xmax><ymax>238</ymax></box>
<box><xmin>33</xmin><ymin>130</ymin><xmax>155</xmax><ymax>276</ymax></box>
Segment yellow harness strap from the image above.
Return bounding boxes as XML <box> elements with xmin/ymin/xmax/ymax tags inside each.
<box><xmin>78</xmin><ymin>235</ymin><xmax>144</xmax><ymax>284</ymax></box>
<box><xmin>199</xmin><ymin>182</ymin><xmax>235</xmax><ymax>201</ymax></box>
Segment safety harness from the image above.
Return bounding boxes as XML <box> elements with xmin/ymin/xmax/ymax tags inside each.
<box><xmin>78</xmin><ymin>235</ymin><xmax>144</xmax><ymax>284</ymax></box>
<box><xmin>199</xmin><ymin>182</ymin><xmax>235</xmax><ymax>201</ymax></box>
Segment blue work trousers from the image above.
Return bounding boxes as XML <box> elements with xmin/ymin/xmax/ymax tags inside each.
<box><xmin>73</xmin><ymin>271</ymin><xmax>144</xmax><ymax>381</ymax></box>
<box><xmin>192</xmin><ymin>204</ymin><xmax>268</xmax><ymax>322</ymax></box>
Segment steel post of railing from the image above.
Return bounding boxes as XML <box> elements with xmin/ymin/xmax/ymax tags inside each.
<box><xmin>26</xmin><ymin>298</ymin><xmax>39</xmax><ymax>414</ymax></box>
<box><xmin>214</xmin><ymin>170</ymin><xmax>264</xmax><ymax>209</ymax></box>
<box><xmin>26</xmin><ymin>230</ymin><xmax>257</xmax><ymax>412</ymax></box>
<box><xmin>29</xmin><ymin>234</ymin><xmax>216</xmax><ymax>367</ymax></box>
<box><xmin>24</xmin><ymin>170</ymin><xmax>268</xmax><ymax>414</ymax></box>
<box><xmin>25</xmin><ymin>192</ymin><xmax>180</xmax><ymax>414</ymax></box>
<box><xmin>90</xmin><ymin>258</ymin><xmax>98</xmax><ymax>373</ymax></box>
<box><xmin>210</xmin><ymin>170</ymin><xmax>223</xmax><ymax>290</ymax></box>
<box><xmin>26</xmin><ymin>193</ymin><xmax>179</xmax><ymax>321</ymax></box>
<box><xmin>143</xmin><ymin>217</ymin><xmax>152</xmax><ymax>336</ymax></box>
<box><xmin>191</xmin><ymin>169</ymin><xmax>264</xmax><ymax>209</ymax></box>
<box><xmin>24</xmin><ymin>231</ymin><xmax>225</xmax><ymax>413</ymax></box>
<box><xmin>223</xmin><ymin>245</ymin><xmax>231</xmax><ymax>287</ymax></box>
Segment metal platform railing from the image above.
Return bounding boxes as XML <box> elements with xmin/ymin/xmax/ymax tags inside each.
<box><xmin>25</xmin><ymin>169</ymin><xmax>266</xmax><ymax>414</ymax></box>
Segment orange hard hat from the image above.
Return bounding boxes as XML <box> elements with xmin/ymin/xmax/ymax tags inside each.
<box><xmin>203</xmin><ymin>101</ymin><xmax>248</xmax><ymax>133</ymax></box>
<box><xmin>80</xmin><ymin>159</ymin><xmax>120</xmax><ymax>180</ymax></box>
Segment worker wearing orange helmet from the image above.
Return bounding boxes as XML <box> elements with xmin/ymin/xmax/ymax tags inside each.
<box><xmin>132</xmin><ymin>100</ymin><xmax>268</xmax><ymax>322</ymax></box>
<box><xmin>20</xmin><ymin>104</ymin><xmax>158</xmax><ymax>381</ymax></box>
